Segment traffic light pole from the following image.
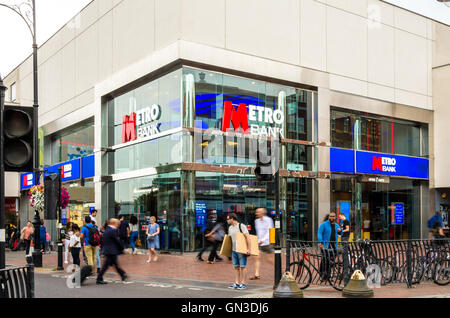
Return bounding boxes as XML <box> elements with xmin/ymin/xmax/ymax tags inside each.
<box><xmin>273</xmin><ymin>167</ymin><xmax>282</xmax><ymax>289</ymax></box>
<box><xmin>0</xmin><ymin>76</ymin><xmax>6</xmax><ymax>269</ymax></box>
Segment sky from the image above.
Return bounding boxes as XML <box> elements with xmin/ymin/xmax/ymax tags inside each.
<box><xmin>0</xmin><ymin>0</ymin><xmax>92</xmax><ymax>77</ymax></box>
<box><xmin>0</xmin><ymin>0</ymin><xmax>449</xmax><ymax>77</ymax></box>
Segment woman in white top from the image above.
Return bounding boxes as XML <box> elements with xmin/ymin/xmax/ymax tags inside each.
<box><xmin>69</xmin><ymin>224</ymin><xmax>82</xmax><ymax>267</ymax></box>
<box><xmin>129</xmin><ymin>215</ymin><xmax>139</xmax><ymax>255</ymax></box>
<box><xmin>63</xmin><ymin>222</ymin><xmax>73</xmax><ymax>264</ymax></box>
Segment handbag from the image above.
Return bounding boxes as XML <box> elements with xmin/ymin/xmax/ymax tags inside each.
<box><xmin>148</xmin><ymin>235</ymin><xmax>155</xmax><ymax>242</ymax></box>
<box><xmin>136</xmin><ymin>239</ymin><xmax>142</xmax><ymax>247</ymax></box>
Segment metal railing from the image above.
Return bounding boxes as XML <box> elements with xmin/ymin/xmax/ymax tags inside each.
<box><xmin>286</xmin><ymin>239</ymin><xmax>449</xmax><ymax>291</ymax></box>
<box><xmin>0</xmin><ymin>265</ymin><xmax>34</xmax><ymax>298</ymax></box>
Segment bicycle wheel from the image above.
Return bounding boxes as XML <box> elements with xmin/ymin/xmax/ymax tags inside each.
<box><xmin>401</xmin><ymin>263</ymin><xmax>423</xmax><ymax>285</ymax></box>
<box><xmin>328</xmin><ymin>260</ymin><xmax>350</xmax><ymax>292</ymax></box>
<box><xmin>433</xmin><ymin>259</ymin><xmax>450</xmax><ymax>286</ymax></box>
<box><xmin>378</xmin><ymin>260</ymin><xmax>395</xmax><ymax>285</ymax></box>
<box><xmin>289</xmin><ymin>262</ymin><xmax>312</xmax><ymax>290</ymax></box>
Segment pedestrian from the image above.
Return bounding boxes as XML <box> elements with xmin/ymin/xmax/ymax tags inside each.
<box><xmin>63</xmin><ymin>222</ymin><xmax>73</xmax><ymax>264</ymax></box>
<box><xmin>69</xmin><ymin>224</ymin><xmax>82</xmax><ymax>267</ymax></box>
<box><xmin>204</xmin><ymin>215</ymin><xmax>225</xmax><ymax>264</ymax></box>
<box><xmin>21</xmin><ymin>221</ymin><xmax>34</xmax><ymax>256</ymax></box>
<box><xmin>81</xmin><ymin>216</ymin><xmax>99</xmax><ymax>273</ymax></box>
<box><xmin>90</xmin><ymin>209</ymin><xmax>98</xmax><ymax>225</ymax></box>
<box><xmin>428</xmin><ymin>211</ymin><xmax>444</xmax><ymax>237</ymax></box>
<box><xmin>196</xmin><ymin>214</ymin><xmax>215</xmax><ymax>262</ymax></box>
<box><xmin>227</xmin><ymin>213</ymin><xmax>251</xmax><ymax>290</ymax></box>
<box><xmin>129</xmin><ymin>215</ymin><xmax>139</xmax><ymax>255</ymax></box>
<box><xmin>429</xmin><ymin>220</ymin><xmax>445</xmax><ymax>240</ymax></box>
<box><xmin>317</xmin><ymin>211</ymin><xmax>341</xmax><ymax>281</ymax></box>
<box><xmin>339</xmin><ymin>213</ymin><xmax>350</xmax><ymax>242</ymax></box>
<box><xmin>250</xmin><ymin>208</ymin><xmax>274</xmax><ymax>281</ymax></box>
<box><xmin>118</xmin><ymin>215</ymin><xmax>130</xmax><ymax>250</ymax></box>
<box><xmin>39</xmin><ymin>220</ymin><xmax>47</xmax><ymax>254</ymax></box>
<box><xmin>96</xmin><ymin>218</ymin><xmax>127</xmax><ymax>285</ymax></box>
<box><xmin>146</xmin><ymin>216</ymin><xmax>160</xmax><ymax>263</ymax></box>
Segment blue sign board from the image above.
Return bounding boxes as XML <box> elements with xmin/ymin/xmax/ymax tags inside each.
<box><xmin>394</xmin><ymin>203</ymin><xmax>404</xmax><ymax>224</ymax></box>
<box><xmin>20</xmin><ymin>172</ymin><xmax>35</xmax><ymax>190</ymax></box>
<box><xmin>330</xmin><ymin>148</ymin><xmax>429</xmax><ymax>179</ymax></box>
<box><xmin>196</xmin><ymin>203</ymin><xmax>207</xmax><ymax>228</ymax></box>
<box><xmin>20</xmin><ymin>155</ymin><xmax>95</xmax><ymax>191</ymax></box>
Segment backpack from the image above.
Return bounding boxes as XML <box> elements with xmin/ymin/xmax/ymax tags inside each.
<box><xmin>86</xmin><ymin>225</ymin><xmax>101</xmax><ymax>247</ymax></box>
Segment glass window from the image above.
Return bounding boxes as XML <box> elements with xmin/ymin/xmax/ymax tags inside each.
<box><xmin>331</xmin><ymin>109</ymin><xmax>427</xmax><ymax>157</ymax></box>
<box><xmin>10</xmin><ymin>83</ymin><xmax>16</xmax><ymax>102</ymax></box>
<box><xmin>51</xmin><ymin>122</ymin><xmax>95</xmax><ymax>164</ymax></box>
<box><xmin>114</xmin><ymin>172</ymin><xmax>181</xmax><ymax>251</ymax></box>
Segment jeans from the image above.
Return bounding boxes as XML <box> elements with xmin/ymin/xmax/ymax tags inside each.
<box><xmin>130</xmin><ymin>231</ymin><xmax>139</xmax><ymax>251</ymax></box>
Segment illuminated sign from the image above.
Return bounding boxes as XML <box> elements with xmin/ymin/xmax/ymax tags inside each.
<box><xmin>221</xmin><ymin>101</ymin><xmax>284</xmax><ymax>138</ymax></box>
<box><xmin>122</xmin><ymin>105</ymin><xmax>162</xmax><ymax>143</ymax></box>
<box><xmin>372</xmin><ymin>156</ymin><xmax>396</xmax><ymax>173</ymax></box>
<box><xmin>22</xmin><ymin>173</ymin><xmax>34</xmax><ymax>189</ymax></box>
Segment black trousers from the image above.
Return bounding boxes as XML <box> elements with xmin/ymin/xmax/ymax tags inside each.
<box><xmin>97</xmin><ymin>255</ymin><xmax>126</xmax><ymax>282</ymax></box>
<box><xmin>207</xmin><ymin>240</ymin><xmax>223</xmax><ymax>262</ymax></box>
<box><xmin>197</xmin><ymin>239</ymin><xmax>213</xmax><ymax>258</ymax></box>
<box><xmin>71</xmin><ymin>247</ymin><xmax>81</xmax><ymax>266</ymax></box>
<box><xmin>24</xmin><ymin>239</ymin><xmax>31</xmax><ymax>255</ymax></box>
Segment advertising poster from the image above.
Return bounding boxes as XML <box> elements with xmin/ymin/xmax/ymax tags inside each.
<box><xmin>196</xmin><ymin>203</ymin><xmax>207</xmax><ymax>228</ymax></box>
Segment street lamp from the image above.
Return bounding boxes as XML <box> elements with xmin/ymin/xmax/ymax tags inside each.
<box><xmin>0</xmin><ymin>0</ymin><xmax>41</xmax><ymax>267</ymax></box>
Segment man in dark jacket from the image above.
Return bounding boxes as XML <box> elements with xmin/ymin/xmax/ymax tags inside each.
<box><xmin>96</xmin><ymin>218</ymin><xmax>127</xmax><ymax>285</ymax></box>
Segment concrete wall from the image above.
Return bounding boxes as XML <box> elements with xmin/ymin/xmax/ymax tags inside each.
<box><xmin>3</xmin><ymin>0</ymin><xmax>437</xmax><ymax>124</ymax></box>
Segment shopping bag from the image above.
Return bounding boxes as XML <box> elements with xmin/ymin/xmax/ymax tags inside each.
<box><xmin>235</xmin><ymin>232</ymin><xmax>259</xmax><ymax>256</ymax></box>
<box><xmin>219</xmin><ymin>234</ymin><xmax>232</xmax><ymax>258</ymax></box>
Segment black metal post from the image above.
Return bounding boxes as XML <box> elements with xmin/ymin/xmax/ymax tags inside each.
<box><xmin>57</xmin><ymin>167</ymin><xmax>63</xmax><ymax>270</ymax></box>
<box><xmin>273</xmin><ymin>133</ymin><xmax>282</xmax><ymax>289</ymax></box>
<box><xmin>0</xmin><ymin>76</ymin><xmax>6</xmax><ymax>270</ymax></box>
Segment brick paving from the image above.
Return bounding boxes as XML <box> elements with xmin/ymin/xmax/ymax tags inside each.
<box><xmin>5</xmin><ymin>250</ymin><xmax>450</xmax><ymax>298</ymax></box>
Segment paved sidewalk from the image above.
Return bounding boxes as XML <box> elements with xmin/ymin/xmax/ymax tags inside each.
<box><xmin>5</xmin><ymin>249</ymin><xmax>449</xmax><ymax>298</ymax></box>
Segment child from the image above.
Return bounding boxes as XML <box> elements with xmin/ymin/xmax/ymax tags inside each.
<box><xmin>69</xmin><ymin>224</ymin><xmax>82</xmax><ymax>267</ymax></box>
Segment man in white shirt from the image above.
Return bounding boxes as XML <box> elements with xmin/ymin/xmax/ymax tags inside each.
<box><xmin>250</xmin><ymin>208</ymin><xmax>274</xmax><ymax>280</ymax></box>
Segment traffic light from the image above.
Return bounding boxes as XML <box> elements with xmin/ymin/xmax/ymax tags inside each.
<box><xmin>255</xmin><ymin>140</ymin><xmax>273</xmax><ymax>182</ymax></box>
<box><xmin>3</xmin><ymin>106</ymin><xmax>34</xmax><ymax>172</ymax></box>
<box><xmin>44</xmin><ymin>174</ymin><xmax>60</xmax><ymax>220</ymax></box>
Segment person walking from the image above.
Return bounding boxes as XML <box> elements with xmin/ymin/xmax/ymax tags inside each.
<box><xmin>204</xmin><ymin>215</ymin><xmax>225</xmax><ymax>264</ymax></box>
<box><xmin>118</xmin><ymin>215</ymin><xmax>130</xmax><ymax>250</ymax></box>
<box><xmin>96</xmin><ymin>218</ymin><xmax>127</xmax><ymax>285</ymax></box>
<box><xmin>69</xmin><ymin>224</ymin><xmax>82</xmax><ymax>267</ymax></box>
<box><xmin>81</xmin><ymin>216</ymin><xmax>99</xmax><ymax>273</ymax></box>
<box><xmin>63</xmin><ymin>222</ymin><xmax>73</xmax><ymax>264</ymax></box>
<box><xmin>196</xmin><ymin>214</ymin><xmax>215</xmax><ymax>262</ymax></box>
<box><xmin>146</xmin><ymin>216</ymin><xmax>160</xmax><ymax>263</ymax></box>
<box><xmin>21</xmin><ymin>221</ymin><xmax>34</xmax><ymax>256</ymax></box>
<box><xmin>227</xmin><ymin>213</ymin><xmax>251</xmax><ymax>290</ymax></box>
<box><xmin>339</xmin><ymin>213</ymin><xmax>350</xmax><ymax>242</ymax></box>
<box><xmin>39</xmin><ymin>220</ymin><xmax>47</xmax><ymax>254</ymax></box>
<box><xmin>318</xmin><ymin>211</ymin><xmax>341</xmax><ymax>281</ymax></box>
<box><xmin>129</xmin><ymin>215</ymin><xmax>139</xmax><ymax>255</ymax></box>
<box><xmin>250</xmin><ymin>208</ymin><xmax>274</xmax><ymax>281</ymax></box>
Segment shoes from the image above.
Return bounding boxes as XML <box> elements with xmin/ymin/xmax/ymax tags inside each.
<box><xmin>238</xmin><ymin>284</ymin><xmax>247</xmax><ymax>290</ymax></box>
<box><xmin>96</xmin><ymin>280</ymin><xmax>108</xmax><ymax>285</ymax></box>
<box><xmin>215</xmin><ymin>257</ymin><xmax>223</xmax><ymax>262</ymax></box>
<box><xmin>228</xmin><ymin>283</ymin><xmax>240</xmax><ymax>290</ymax></box>
<box><xmin>249</xmin><ymin>276</ymin><xmax>260</xmax><ymax>280</ymax></box>
<box><xmin>196</xmin><ymin>256</ymin><xmax>204</xmax><ymax>262</ymax></box>
<box><xmin>146</xmin><ymin>260</ymin><xmax>151</xmax><ymax>263</ymax></box>
<box><xmin>207</xmin><ymin>261</ymin><xmax>214</xmax><ymax>264</ymax></box>
<box><xmin>121</xmin><ymin>274</ymin><xmax>128</xmax><ymax>281</ymax></box>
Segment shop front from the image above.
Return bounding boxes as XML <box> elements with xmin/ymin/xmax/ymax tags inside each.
<box><xmin>330</xmin><ymin>109</ymin><xmax>429</xmax><ymax>240</ymax></box>
<box><xmin>103</xmin><ymin>65</ymin><xmax>318</xmax><ymax>252</ymax></box>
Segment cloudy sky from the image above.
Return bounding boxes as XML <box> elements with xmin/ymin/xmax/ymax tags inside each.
<box><xmin>0</xmin><ymin>0</ymin><xmax>449</xmax><ymax>77</ymax></box>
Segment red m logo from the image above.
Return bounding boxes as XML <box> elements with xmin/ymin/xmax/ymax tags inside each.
<box><xmin>122</xmin><ymin>112</ymin><xmax>137</xmax><ymax>143</ymax></box>
<box><xmin>222</xmin><ymin>101</ymin><xmax>249</xmax><ymax>133</ymax></box>
<box><xmin>372</xmin><ymin>156</ymin><xmax>382</xmax><ymax>171</ymax></box>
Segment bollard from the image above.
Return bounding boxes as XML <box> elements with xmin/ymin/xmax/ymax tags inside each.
<box><xmin>273</xmin><ymin>272</ymin><xmax>304</xmax><ymax>298</ymax></box>
<box><xmin>57</xmin><ymin>243</ymin><xmax>64</xmax><ymax>270</ymax></box>
<box><xmin>342</xmin><ymin>270</ymin><xmax>374</xmax><ymax>298</ymax></box>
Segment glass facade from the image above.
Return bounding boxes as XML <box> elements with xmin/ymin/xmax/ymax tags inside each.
<box><xmin>104</xmin><ymin>66</ymin><xmax>316</xmax><ymax>251</ymax></box>
<box><xmin>330</xmin><ymin>109</ymin><xmax>428</xmax><ymax>240</ymax></box>
<box><xmin>331</xmin><ymin>109</ymin><xmax>428</xmax><ymax>157</ymax></box>
<box><xmin>51</xmin><ymin>121</ymin><xmax>95</xmax><ymax>163</ymax></box>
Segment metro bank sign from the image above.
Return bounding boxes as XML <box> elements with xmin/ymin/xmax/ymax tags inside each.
<box><xmin>221</xmin><ymin>101</ymin><xmax>284</xmax><ymax>138</ymax></box>
<box><xmin>330</xmin><ymin>148</ymin><xmax>429</xmax><ymax>179</ymax></box>
<box><xmin>122</xmin><ymin>105</ymin><xmax>162</xmax><ymax>143</ymax></box>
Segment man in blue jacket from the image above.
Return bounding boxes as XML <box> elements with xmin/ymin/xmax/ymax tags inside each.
<box><xmin>317</xmin><ymin>212</ymin><xmax>341</xmax><ymax>281</ymax></box>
